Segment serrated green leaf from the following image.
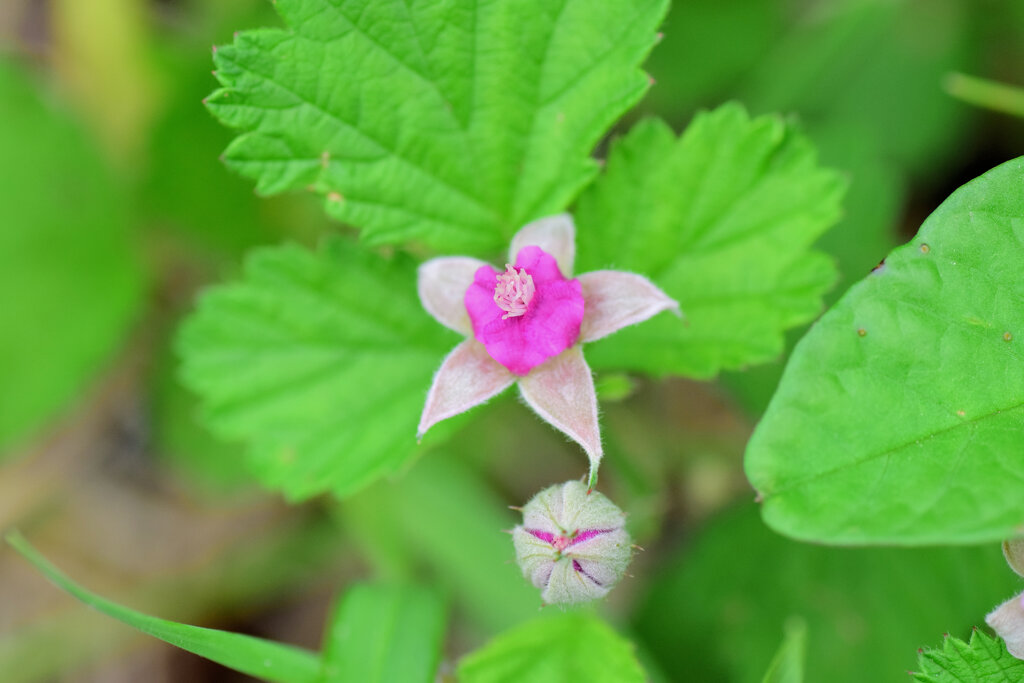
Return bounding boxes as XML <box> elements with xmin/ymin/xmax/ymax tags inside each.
<box><xmin>320</xmin><ymin>583</ymin><xmax>445</xmax><ymax>683</ymax></box>
<box><xmin>207</xmin><ymin>0</ymin><xmax>668</xmax><ymax>252</ymax></box>
<box><xmin>575</xmin><ymin>104</ymin><xmax>845</xmax><ymax>378</ymax></box>
<box><xmin>0</xmin><ymin>60</ymin><xmax>144</xmax><ymax>454</ymax></box>
<box><xmin>912</xmin><ymin>630</ymin><xmax>1024</xmax><ymax>683</ymax></box>
<box><xmin>457</xmin><ymin>613</ymin><xmax>646</xmax><ymax>683</ymax></box>
<box><xmin>177</xmin><ymin>238</ymin><xmax>453</xmax><ymax>501</ymax></box>
<box><xmin>745</xmin><ymin>156</ymin><xmax>1024</xmax><ymax>544</ymax></box>
<box><xmin>632</xmin><ymin>505</ymin><xmax>1021</xmax><ymax>683</ymax></box>
<box><xmin>5</xmin><ymin>532</ymin><xmax>321</xmax><ymax>683</ymax></box>
<box><xmin>761</xmin><ymin>619</ymin><xmax>807</xmax><ymax>683</ymax></box>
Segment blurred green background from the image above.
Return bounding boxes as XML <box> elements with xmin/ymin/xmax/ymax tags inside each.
<box><xmin>1</xmin><ymin>0</ymin><xmax>1023</xmax><ymax>680</ymax></box>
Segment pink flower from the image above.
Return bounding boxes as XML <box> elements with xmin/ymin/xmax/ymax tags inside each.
<box><xmin>417</xmin><ymin>214</ymin><xmax>680</xmax><ymax>486</ymax></box>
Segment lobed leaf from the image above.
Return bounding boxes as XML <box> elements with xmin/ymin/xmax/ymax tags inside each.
<box><xmin>575</xmin><ymin>104</ymin><xmax>845</xmax><ymax>378</ymax></box>
<box><xmin>912</xmin><ymin>630</ymin><xmax>1024</xmax><ymax>683</ymax></box>
<box><xmin>457</xmin><ymin>613</ymin><xmax>646</xmax><ymax>683</ymax></box>
<box><xmin>5</xmin><ymin>532</ymin><xmax>321</xmax><ymax>683</ymax></box>
<box><xmin>746</xmin><ymin>157</ymin><xmax>1024</xmax><ymax>544</ymax></box>
<box><xmin>207</xmin><ymin>0</ymin><xmax>668</xmax><ymax>252</ymax></box>
<box><xmin>177</xmin><ymin>238</ymin><xmax>453</xmax><ymax>501</ymax></box>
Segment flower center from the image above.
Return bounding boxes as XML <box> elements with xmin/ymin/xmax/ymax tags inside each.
<box><xmin>552</xmin><ymin>534</ymin><xmax>571</xmax><ymax>552</ymax></box>
<box><xmin>493</xmin><ymin>264</ymin><xmax>535</xmax><ymax>319</ymax></box>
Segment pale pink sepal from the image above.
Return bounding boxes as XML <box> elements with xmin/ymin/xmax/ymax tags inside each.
<box><xmin>418</xmin><ymin>256</ymin><xmax>489</xmax><ymax>335</ymax></box>
<box><xmin>987</xmin><ymin>592</ymin><xmax>1024</xmax><ymax>659</ymax></box>
<box><xmin>417</xmin><ymin>339</ymin><xmax>515</xmax><ymax>438</ymax></box>
<box><xmin>509</xmin><ymin>213</ymin><xmax>576</xmax><ymax>278</ymax></box>
<box><xmin>577</xmin><ymin>270</ymin><xmax>681</xmax><ymax>343</ymax></box>
<box><xmin>517</xmin><ymin>346</ymin><xmax>602</xmax><ymax>487</ymax></box>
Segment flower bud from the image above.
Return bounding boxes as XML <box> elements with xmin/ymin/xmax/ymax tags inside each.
<box><xmin>512</xmin><ymin>480</ymin><xmax>632</xmax><ymax>604</ymax></box>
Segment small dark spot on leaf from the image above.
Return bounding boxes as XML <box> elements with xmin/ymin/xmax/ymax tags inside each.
<box><xmin>919</xmin><ymin>243</ymin><xmax>930</xmax><ymax>254</ymax></box>
<box><xmin>857</xmin><ymin>328</ymin><xmax>867</xmax><ymax>337</ymax></box>
<box><xmin>1005</xmin><ymin>332</ymin><xmax>1013</xmax><ymax>342</ymax></box>
<box><xmin>871</xmin><ymin>258</ymin><xmax>886</xmax><ymax>274</ymax></box>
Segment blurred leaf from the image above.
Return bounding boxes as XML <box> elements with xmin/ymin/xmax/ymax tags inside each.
<box><xmin>632</xmin><ymin>505</ymin><xmax>1021</xmax><ymax>683</ymax></box>
<box><xmin>0</xmin><ymin>60</ymin><xmax>144</xmax><ymax>454</ymax></box>
<box><xmin>575</xmin><ymin>104</ymin><xmax>845</xmax><ymax>378</ymax></box>
<box><xmin>207</xmin><ymin>0</ymin><xmax>668</xmax><ymax>253</ymax></box>
<box><xmin>341</xmin><ymin>449</ymin><xmax>539</xmax><ymax>634</ymax></box>
<box><xmin>320</xmin><ymin>583</ymin><xmax>445</xmax><ymax>683</ymax></box>
<box><xmin>746</xmin><ymin>157</ymin><xmax>1024</xmax><ymax>544</ymax></box>
<box><xmin>323</xmin><ymin>581</ymin><xmax>444</xmax><ymax>683</ymax></box>
<box><xmin>740</xmin><ymin>0</ymin><xmax>973</xmax><ymax>175</ymax></box>
<box><xmin>458</xmin><ymin>613</ymin><xmax>646</xmax><ymax>683</ymax></box>
<box><xmin>944</xmin><ymin>72</ymin><xmax>1024</xmax><ymax>119</ymax></box>
<box><xmin>5</xmin><ymin>531</ymin><xmax>321</xmax><ymax>683</ymax></box>
<box><xmin>640</xmin><ymin>0</ymin><xmax>784</xmax><ymax>118</ymax></box>
<box><xmin>912</xmin><ymin>630</ymin><xmax>1024</xmax><ymax>682</ymax></box>
<box><xmin>177</xmin><ymin>238</ymin><xmax>453</xmax><ymax>501</ymax></box>
<box><xmin>761</xmin><ymin>619</ymin><xmax>806</xmax><ymax>683</ymax></box>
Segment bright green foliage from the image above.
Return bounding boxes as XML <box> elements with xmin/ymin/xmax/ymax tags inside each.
<box><xmin>5</xmin><ymin>532</ymin><xmax>321</xmax><ymax>683</ymax></box>
<box><xmin>177</xmin><ymin>238</ymin><xmax>453</xmax><ymax>501</ymax></box>
<box><xmin>575</xmin><ymin>103</ymin><xmax>845</xmax><ymax>378</ymax></box>
<box><xmin>321</xmin><ymin>584</ymin><xmax>445</xmax><ymax>683</ymax></box>
<box><xmin>746</xmin><ymin>157</ymin><xmax>1024</xmax><ymax>544</ymax></box>
<box><xmin>632</xmin><ymin>506</ymin><xmax>1021</xmax><ymax>683</ymax></box>
<box><xmin>207</xmin><ymin>0</ymin><xmax>668</xmax><ymax>253</ymax></box>
<box><xmin>458</xmin><ymin>613</ymin><xmax>646</xmax><ymax>683</ymax></box>
<box><xmin>761</xmin><ymin>619</ymin><xmax>806</xmax><ymax>683</ymax></box>
<box><xmin>0</xmin><ymin>61</ymin><xmax>143</xmax><ymax>454</ymax></box>
<box><xmin>912</xmin><ymin>630</ymin><xmax>1024</xmax><ymax>682</ymax></box>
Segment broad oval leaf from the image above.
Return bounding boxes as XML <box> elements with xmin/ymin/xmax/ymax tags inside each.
<box><xmin>457</xmin><ymin>613</ymin><xmax>645</xmax><ymax>683</ymax></box>
<box><xmin>0</xmin><ymin>61</ymin><xmax>144</xmax><ymax>454</ymax></box>
<box><xmin>746</xmin><ymin>156</ymin><xmax>1024</xmax><ymax>544</ymax></box>
<box><xmin>321</xmin><ymin>583</ymin><xmax>445</xmax><ymax>683</ymax></box>
<box><xmin>177</xmin><ymin>238</ymin><xmax>453</xmax><ymax>501</ymax></box>
<box><xmin>208</xmin><ymin>0</ymin><xmax>668</xmax><ymax>253</ymax></box>
<box><xmin>575</xmin><ymin>104</ymin><xmax>845</xmax><ymax>378</ymax></box>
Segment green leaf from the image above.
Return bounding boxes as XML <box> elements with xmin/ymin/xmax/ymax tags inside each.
<box><xmin>912</xmin><ymin>630</ymin><xmax>1024</xmax><ymax>683</ymax></box>
<box><xmin>632</xmin><ymin>505</ymin><xmax>1021</xmax><ymax>683</ymax></box>
<box><xmin>745</xmin><ymin>156</ymin><xmax>1024</xmax><ymax>544</ymax></box>
<box><xmin>0</xmin><ymin>60</ymin><xmax>144</xmax><ymax>454</ymax></box>
<box><xmin>5</xmin><ymin>531</ymin><xmax>322</xmax><ymax>683</ymax></box>
<box><xmin>177</xmin><ymin>238</ymin><xmax>453</xmax><ymax>501</ymax></box>
<box><xmin>320</xmin><ymin>583</ymin><xmax>445</xmax><ymax>683</ymax></box>
<box><xmin>208</xmin><ymin>0</ymin><xmax>668</xmax><ymax>252</ymax></box>
<box><xmin>575</xmin><ymin>104</ymin><xmax>845</xmax><ymax>378</ymax></box>
<box><xmin>761</xmin><ymin>619</ymin><xmax>807</xmax><ymax>683</ymax></box>
<box><xmin>458</xmin><ymin>613</ymin><xmax>646</xmax><ymax>683</ymax></box>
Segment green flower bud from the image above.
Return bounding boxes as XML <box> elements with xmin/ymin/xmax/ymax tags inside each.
<box><xmin>512</xmin><ymin>480</ymin><xmax>632</xmax><ymax>604</ymax></box>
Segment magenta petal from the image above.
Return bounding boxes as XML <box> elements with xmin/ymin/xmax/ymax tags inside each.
<box><xmin>509</xmin><ymin>214</ymin><xmax>576</xmax><ymax>278</ymax></box>
<box><xmin>417</xmin><ymin>339</ymin><xmax>515</xmax><ymax>438</ymax></box>
<box><xmin>466</xmin><ymin>250</ymin><xmax>584</xmax><ymax>375</ymax></box>
<box><xmin>518</xmin><ymin>346</ymin><xmax>602</xmax><ymax>481</ymax></box>
<box><xmin>513</xmin><ymin>246</ymin><xmax>563</xmax><ymax>285</ymax></box>
<box><xmin>578</xmin><ymin>270</ymin><xmax>681</xmax><ymax>343</ymax></box>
